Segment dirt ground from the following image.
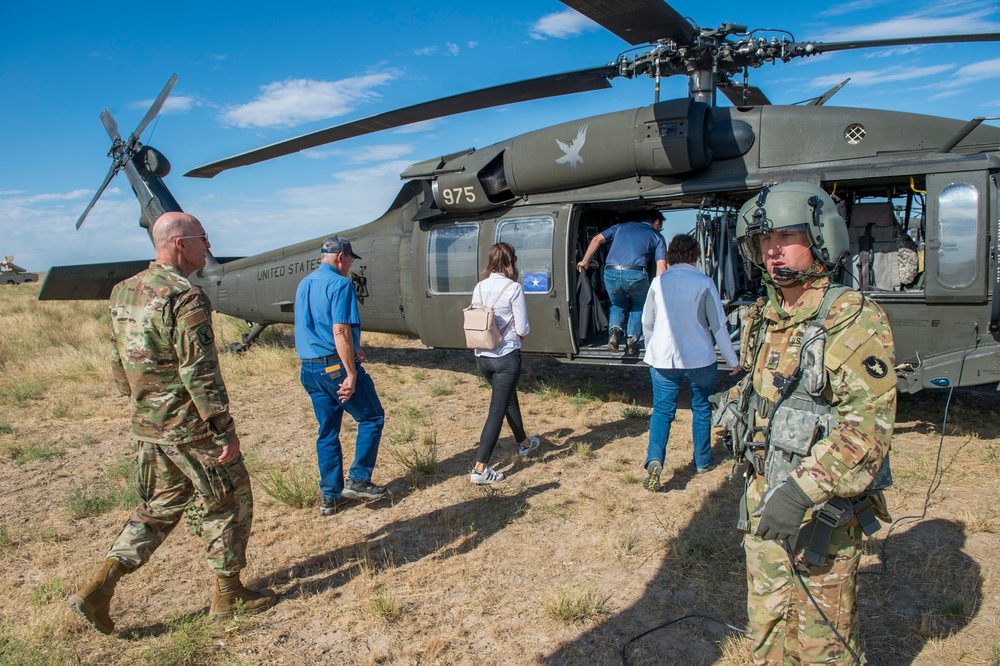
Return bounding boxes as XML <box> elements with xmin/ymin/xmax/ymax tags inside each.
<box><xmin>1</xmin><ymin>293</ymin><xmax>999</xmax><ymax>665</ymax></box>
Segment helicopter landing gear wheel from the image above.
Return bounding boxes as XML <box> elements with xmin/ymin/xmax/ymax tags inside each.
<box><xmin>229</xmin><ymin>322</ymin><xmax>269</xmax><ymax>353</ymax></box>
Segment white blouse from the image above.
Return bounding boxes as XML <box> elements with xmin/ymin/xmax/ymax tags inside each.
<box><xmin>471</xmin><ymin>273</ymin><xmax>530</xmax><ymax>357</ymax></box>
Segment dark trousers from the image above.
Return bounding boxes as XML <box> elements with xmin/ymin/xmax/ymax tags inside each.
<box><xmin>475</xmin><ymin>350</ymin><xmax>526</xmax><ymax>465</ymax></box>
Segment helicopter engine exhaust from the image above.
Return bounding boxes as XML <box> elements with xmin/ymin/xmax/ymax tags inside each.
<box><xmin>419</xmin><ymin>98</ymin><xmax>754</xmax><ymax>214</ymax></box>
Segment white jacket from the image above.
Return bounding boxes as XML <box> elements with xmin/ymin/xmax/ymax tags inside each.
<box><xmin>641</xmin><ymin>263</ymin><xmax>739</xmax><ymax>369</ymax></box>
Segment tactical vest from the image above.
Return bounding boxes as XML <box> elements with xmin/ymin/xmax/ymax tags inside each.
<box><xmin>744</xmin><ymin>285</ymin><xmax>892</xmax><ymax>563</ymax></box>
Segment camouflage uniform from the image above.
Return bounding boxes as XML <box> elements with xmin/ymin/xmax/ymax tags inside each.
<box><xmin>105</xmin><ymin>262</ymin><xmax>252</xmax><ymax>576</ymax></box>
<box><xmin>736</xmin><ymin>275</ymin><xmax>896</xmax><ymax>664</ymax></box>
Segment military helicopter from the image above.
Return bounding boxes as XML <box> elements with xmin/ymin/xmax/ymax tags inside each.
<box><xmin>41</xmin><ymin>0</ymin><xmax>1000</xmax><ymax>393</ymax></box>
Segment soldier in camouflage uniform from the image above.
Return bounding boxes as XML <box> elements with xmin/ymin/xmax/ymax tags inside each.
<box><xmin>715</xmin><ymin>183</ymin><xmax>895</xmax><ymax>664</ymax></box>
<box><xmin>66</xmin><ymin>212</ymin><xmax>275</xmax><ymax>635</ymax></box>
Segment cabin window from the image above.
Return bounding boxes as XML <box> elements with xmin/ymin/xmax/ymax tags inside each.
<box><xmin>427</xmin><ymin>224</ymin><xmax>479</xmax><ymax>293</ymax></box>
<box><xmin>936</xmin><ymin>183</ymin><xmax>979</xmax><ymax>289</ymax></box>
<box><xmin>497</xmin><ymin>216</ymin><xmax>554</xmax><ymax>294</ymax></box>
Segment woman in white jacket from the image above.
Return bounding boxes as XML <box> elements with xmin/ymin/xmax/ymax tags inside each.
<box><xmin>469</xmin><ymin>242</ymin><xmax>540</xmax><ymax>484</ymax></box>
<box><xmin>640</xmin><ymin>234</ymin><xmax>740</xmax><ymax>491</ymax></box>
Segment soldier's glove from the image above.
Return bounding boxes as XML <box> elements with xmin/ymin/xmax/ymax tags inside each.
<box><xmin>752</xmin><ymin>478</ymin><xmax>813</xmax><ymax>542</ymax></box>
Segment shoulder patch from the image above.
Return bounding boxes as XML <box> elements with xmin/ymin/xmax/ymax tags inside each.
<box><xmin>196</xmin><ymin>324</ymin><xmax>215</xmax><ymax>347</ymax></box>
<box><xmin>842</xmin><ymin>335</ymin><xmax>897</xmax><ymax>395</ymax></box>
<box><xmin>180</xmin><ymin>307</ymin><xmax>209</xmax><ymax>328</ymax></box>
<box><xmin>863</xmin><ymin>355</ymin><xmax>889</xmax><ymax>379</ymax></box>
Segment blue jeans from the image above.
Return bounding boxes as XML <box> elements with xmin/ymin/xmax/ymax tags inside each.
<box><xmin>475</xmin><ymin>350</ymin><xmax>526</xmax><ymax>465</ymax></box>
<box><xmin>603</xmin><ymin>268</ymin><xmax>648</xmax><ymax>342</ymax></box>
<box><xmin>300</xmin><ymin>362</ymin><xmax>385</xmax><ymax>500</ymax></box>
<box><xmin>645</xmin><ymin>364</ymin><xmax>718</xmax><ymax>470</ymax></box>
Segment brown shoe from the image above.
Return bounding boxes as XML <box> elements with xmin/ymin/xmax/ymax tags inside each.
<box><xmin>65</xmin><ymin>558</ymin><xmax>127</xmax><ymax>635</ymax></box>
<box><xmin>209</xmin><ymin>572</ymin><xmax>276</xmax><ymax>619</ymax></box>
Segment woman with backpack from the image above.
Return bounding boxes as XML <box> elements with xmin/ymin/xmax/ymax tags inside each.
<box><xmin>468</xmin><ymin>242</ymin><xmax>540</xmax><ymax>484</ymax></box>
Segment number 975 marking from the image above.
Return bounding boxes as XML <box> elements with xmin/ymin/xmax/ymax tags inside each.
<box><xmin>441</xmin><ymin>186</ymin><xmax>477</xmax><ymax>205</ymax></box>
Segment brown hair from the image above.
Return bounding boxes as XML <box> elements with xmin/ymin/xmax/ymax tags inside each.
<box><xmin>667</xmin><ymin>234</ymin><xmax>699</xmax><ymax>265</ymax></box>
<box><xmin>483</xmin><ymin>242</ymin><xmax>518</xmax><ymax>280</ymax></box>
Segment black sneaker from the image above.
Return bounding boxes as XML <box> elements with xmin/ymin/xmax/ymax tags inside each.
<box><xmin>625</xmin><ymin>337</ymin><xmax>640</xmax><ymax>355</ymax></box>
<box><xmin>342</xmin><ymin>478</ymin><xmax>388</xmax><ymax>501</ymax></box>
<box><xmin>320</xmin><ymin>497</ymin><xmax>346</xmax><ymax>516</ymax></box>
<box><xmin>608</xmin><ymin>328</ymin><xmax>622</xmax><ymax>352</ymax></box>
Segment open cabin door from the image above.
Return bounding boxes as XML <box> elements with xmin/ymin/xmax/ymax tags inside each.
<box><xmin>412</xmin><ymin>205</ymin><xmax>576</xmax><ymax>355</ymax></box>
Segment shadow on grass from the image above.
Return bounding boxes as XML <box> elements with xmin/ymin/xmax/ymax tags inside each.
<box><xmin>860</xmin><ymin>518</ymin><xmax>981</xmax><ymax>665</ymax></box>
<box><xmin>266</xmin><ymin>481</ymin><xmax>560</xmax><ymax>599</ymax></box>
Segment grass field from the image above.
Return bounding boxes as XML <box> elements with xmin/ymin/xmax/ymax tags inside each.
<box><xmin>1</xmin><ymin>280</ymin><xmax>999</xmax><ymax>665</ymax></box>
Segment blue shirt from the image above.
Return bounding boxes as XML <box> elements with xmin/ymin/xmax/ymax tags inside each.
<box><xmin>294</xmin><ymin>263</ymin><xmax>361</xmax><ymax>359</ymax></box>
<box><xmin>601</xmin><ymin>221</ymin><xmax>667</xmax><ymax>267</ymax></box>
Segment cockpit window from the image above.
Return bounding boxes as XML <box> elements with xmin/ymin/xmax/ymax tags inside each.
<box><xmin>497</xmin><ymin>217</ymin><xmax>554</xmax><ymax>294</ymax></box>
<box><xmin>936</xmin><ymin>183</ymin><xmax>979</xmax><ymax>289</ymax></box>
<box><xmin>427</xmin><ymin>224</ymin><xmax>479</xmax><ymax>294</ymax></box>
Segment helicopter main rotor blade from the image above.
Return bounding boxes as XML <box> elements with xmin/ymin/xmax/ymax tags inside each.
<box><xmin>100</xmin><ymin>108</ymin><xmax>123</xmax><ymax>143</ymax></box>
<box><xmin>185</xmin><ymin>65</ymin><xmax>617</xmax><ymax>178</ymax></box>
<box><xmin>801</xmin><ymin>32</ymin><xmax>1000</xmax><ymax>55</ymax></box>
<box><xmin>132</xmin><ymin>73</ymin><xmax>178</xmax><ymax>140</ymax></box>
<box><xmin>76</xmin><ymin>164</ymin><xmax>119</xmax><ymax>230</ymax></box>
<box><xmin>559</xmin><ymin>0</ymin><xmax>696</xmax><ymax>46</ymax></box>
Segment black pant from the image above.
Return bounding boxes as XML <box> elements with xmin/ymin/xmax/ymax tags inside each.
<box><xmin>475</xmin><ymin>350</ymin><xmax>526</xmax><ymax>465</ymax></box>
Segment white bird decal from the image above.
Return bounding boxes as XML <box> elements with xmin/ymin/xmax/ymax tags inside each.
<box><xmin>555</xmin><ymin>123</ymin><xmax>588</xmax><ymax>170</ymax></box>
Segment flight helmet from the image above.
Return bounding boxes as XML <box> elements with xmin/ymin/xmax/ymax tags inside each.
<box><xmin>735</xmin><ymin>182</ymin><xmax>849</xmax><ymax>272</ymax></box>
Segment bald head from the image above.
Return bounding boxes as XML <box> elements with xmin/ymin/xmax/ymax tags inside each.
<box><xmin>152</xmin><ymin>212</ymin><xmax>201</xmax><ymax>251</ymax></box>
<box><xmin>152</xmin><ymin>211</ymin><xmax>211</xmax><ymax>274</ymax></box>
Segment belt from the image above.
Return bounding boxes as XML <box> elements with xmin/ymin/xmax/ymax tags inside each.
<box><xmin>302</xmin><ymin>355</ymin><xmax>339</xmax><ymax>364</ymax></box>
<box><xmin>606</xmin><ymin>265</ymin><xmax>645</xmax><ymax>271</ymax></box>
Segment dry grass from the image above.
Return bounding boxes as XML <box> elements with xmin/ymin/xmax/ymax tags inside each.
<box><xmin>2</xmin><ymin>281</ymin><xmax>1000</xmax><ymax>664</ymax></box>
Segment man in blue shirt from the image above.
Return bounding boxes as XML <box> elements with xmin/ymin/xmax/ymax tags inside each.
<box><xmin>577</xmin><ymin>211</ymin><xmax>668</xmax><ymax>355</ymax></box>
<box><xmin>295</xmin><ymin>236</ymin><xmax>386</xmax><ymax>515</ymax></box>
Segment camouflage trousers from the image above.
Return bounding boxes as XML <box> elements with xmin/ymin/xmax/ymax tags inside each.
<box><xmin>744</xmin><ymin>478</ymin><xmax>864</xmax><ymax>665</ymax></box>
<box><xmin>107</xmin><ymin>437</ymin><xmax>253</xmax><ymax>576</ymax></box>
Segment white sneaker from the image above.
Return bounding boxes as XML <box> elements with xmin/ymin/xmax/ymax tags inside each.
<box><xmin>470</xmin><ymin>466</ymin><xmax>505</xmax><ymax>484</ymax></box>
<box><xmin>517</xmin><ymin>436</ymin><xmax>540</xmax><ymax>457</ymax></box>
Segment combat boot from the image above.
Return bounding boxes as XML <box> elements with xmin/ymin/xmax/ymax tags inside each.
<box><xmin>65</xmin><ymin>558</ymin><xmax>127</xmax><ymax>635</ymax></box>
<box><xmin>209</xmin><ymin>572</ymin><xmax>276</xmax><ymax>619</ymax></box>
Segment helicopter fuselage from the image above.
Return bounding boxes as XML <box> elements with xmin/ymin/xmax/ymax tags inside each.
<box><xmin>178</xmin><ymin>101</ymin><xmax>1000</xmax><ymax>393</ymax></box>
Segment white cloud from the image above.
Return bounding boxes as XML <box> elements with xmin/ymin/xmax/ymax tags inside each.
<box><xmin>0</xmin><ymin>187</ymin><xmax>152</xmax><ymax>271</ymax></box>
<box><xmin>195</xmin><ymin>161</ymin><xmax>415</xmax><ymax>255</ymax></box>
<box><xmin>820</xmin><ymin>0</ymin><xmax>895</xmax><ymax>18</ymax></box>
<box><xmin>467</xmin><ymin>41</ymin><xmax>478</xmax><ymax>49</ymax></box>
<box><xmin>346</xmin><ymin>144</ymin><xmax>414</xmax><ymax>163</ymax></box>
<box><xmin>530</xmin><ymin>9</ymin><xmax>599</xmax><ymax>40</ymax></box>
<box><xmin>811</xmin><ymin>64</ymin><xmax>954</xmax><ymax>88</ymax></box>
<box><xmin>818</xmin><ymin>4</ymin><xmax>1000</xmax><ymax>41</ymax></box>
<box><xmin>131</xmin><ymin>94</ymin><xmax>198</xmax><ymax>115</ymax></box>
<box><xmin>413</xmin><ymin>46</ymin><xmax>437</xmax><ymax>56</ymax></box>
<box><xmin>940</xmin><ymin>57</ymin><xmax>1000</xmax><ymax>88</ymax></box>
<box><xmin>393</xmin><ymin>119</ymin><xmax>438</xmax><ymax>134</ymax></box>
<box><xmin>301</xmin><ymin>144</ymin><xmax>414</xmax><ymax>163</ymax></box>
<box><xmin>222</xmin><ymin>72</ymin><xmax>401</xmax><ymax>129</ymax></box>
<box><xmin>929</xmin><ymin>89</ymin><xmax>964</xmax><ymax>100</ymax></box>
<box><xmin>446</xmin><ymin>42</ymin><xmax>460</xmax><ymax>56</ymax></box>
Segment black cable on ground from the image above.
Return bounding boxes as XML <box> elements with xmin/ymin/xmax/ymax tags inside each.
<box><xmin>620</xmin><ymin>614</ymin><xmax>749</xmax><ymax>666</ymax></box>
<box><xmin>862</xmin><ymin>324</ymin><xmax>976</xmax><ymax>576</ymax></box>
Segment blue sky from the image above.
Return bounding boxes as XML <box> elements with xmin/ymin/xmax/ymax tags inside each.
<box><xmin>2</xmin><ymin>0</ymin><xmax>999</xmax><ymax>272</ymax></box>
